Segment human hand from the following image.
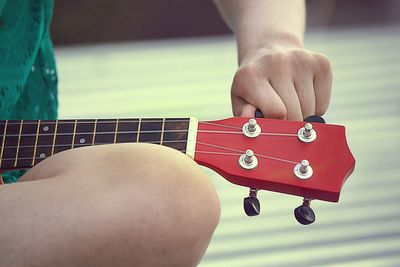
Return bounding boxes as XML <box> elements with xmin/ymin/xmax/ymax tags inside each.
<box><xmin>231</xmin><ymin>45</ymin><xmax>332</xmax><ymax>121</ymax></box>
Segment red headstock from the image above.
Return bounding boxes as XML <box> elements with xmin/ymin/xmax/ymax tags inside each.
<box><xmin>194</xmin><ymin>117</ymin><xmax>355</xmax><ymax>203</ymax></box>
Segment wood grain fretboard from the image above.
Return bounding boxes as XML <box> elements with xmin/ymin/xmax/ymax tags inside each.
<box><xmin>0</xmin><ymin>118</ymin><xmax>192</xmax><ymax>171</ymax></box>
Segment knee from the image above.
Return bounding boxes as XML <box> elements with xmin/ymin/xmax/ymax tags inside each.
<box><xmin>60</xmin><ymin>143</ymin><xmax>220</xmax><ymax>266</ymax></box>
<box><xmin>97</xmin><ymin>144</ymin><xmax>220</xmax><ymax>266</ymax></box>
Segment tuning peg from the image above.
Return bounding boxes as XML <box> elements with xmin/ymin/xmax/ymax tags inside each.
<box><xmin>243</xmin><ymin>188</ymin><xmax>260</xmax><ymax>216</ymax></box>
<box><xmin>255</xmin><ymin>109</ymin><xmax>264</xmax><ymax>118</ymax></box>
<box><xmin>294</xmin><ymin>198</ymin><xmax>315</xmax><ymax>225</ymax></box>
<box><xmin>304</xmin><ymin>115</ymin><xmax>326</xmax><ymax>124</ymax></box>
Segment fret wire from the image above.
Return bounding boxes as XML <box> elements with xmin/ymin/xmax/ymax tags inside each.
<box><xmin>136</xmin><ymin>118</ymin><xmax>141</xmax><ymax>143</ymax></box>
<box><xmin>51</xmin><ymin>120</ymin><xmax>59</xmax><ymax>155</ymax></box>
<box><xmin>14</xmin><ymin>120</ymin><xmax>24</xmax><ymax>167</ymax></box>
<box><xmin>0</xmin><ymin>120</ymin><xmax>8</xmax><ymax>166</ymax></box>
<box><xmin>3</xmin><ymin>119</ymin><xmax>190</xmax><ymax>125</ymax></box>
<box><xmin>32</xmin><ymin>120</ymin><xmax>41</xmax><ymax>166</ymax></box>
<box><xmin>3</xmin><ymin>129</ymin><xmax>190</xmax><ymax>138</ymax></box>
<box><xmin>92</xmin><ymin>119</ymin><xmax>97</xmax><ymax>145</ymax></box>
<box><xmin>71</xmin><ymin>120</ymin><xmax>78</xmax><ymax>149</ymax></box>
<box><xmin>114</xmin><ymin>119</ymin><xmax>119</xmax><ymax>144</ymax></box>
<box><xmin>160</xmin><ymin>118</ymin><xmax>166</xmax><ymax>145</ymax></box>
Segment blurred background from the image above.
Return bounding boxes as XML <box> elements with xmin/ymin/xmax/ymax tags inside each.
<box><xmin>53</xmin><ymin>0</ymin><xmax>400</xmax><ymax>266</ymax></box>
<box><xmin>51</xmin><ymin>0</ymin><xmax>400</xmax><ymax>45</ymax></box>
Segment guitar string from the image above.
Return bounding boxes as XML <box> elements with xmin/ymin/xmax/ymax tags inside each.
<box><xmin>195</xmin><ymin>150</ymin><xmax>298</xmax><ymax>165</ymax></box>
<box><xmin>1</xmin><ymin>129</ymin><xmax>298</xmax><ymax>138</ymax></box>
<box><xmin>1</xmin><ymin>119</ymin><xmax>190</xmax><ymax>125</ymax></box>
<box><xmin>1</xmin><ymin>149</ymin><xmax>187</xmax><ymax>162</ymax></box>
<box><xmin>2</xmin><ymin>140</ymin><xmax>299</xmax><ymax>166</ymax></box>
<box><xmin>196</xmin><ymin>141</ymin><xmax>299</xmax><ymax>165</ymax></box>
<box><xmin>2</xmin><ymin>140</ymin><xmax>187</xmax><ymax>150</ymax></box>
<box><xmin>199</xmin><ymin>121</ymin><xmax>242</xmax><ymax>130</ymax></box>
<box><xmin>2</xmin><ymin>147</ymin><xmax>299</xmax><ymax>166</ymax></box>
<box><xmin>1</xmin><ymin>129</ymin><xmax>190</xmax><ymax>138</ymax></box>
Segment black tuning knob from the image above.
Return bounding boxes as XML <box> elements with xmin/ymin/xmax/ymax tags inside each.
<box><xmin>255</xmin><ymin>109</ymin><xmax>264</xmax><ymax>118</ymax></box>
<box><xmin>304</xmin><ymin>115</ymin><xmax>326</xmax><ymax>124</ymax></box>
<box><xmin>294</xmin><ymin>198</ymin><xmax>315</xmax><ymax>225</ymax></box>
<box><xmin>243</xmin><ymin>188</ymin><xmax>260</xmax><ymax>216</ymax></box>
<box><xmin>256</xmin><ymin>109</ymin><xmax>325</xmax><ymax>124</ymax></box>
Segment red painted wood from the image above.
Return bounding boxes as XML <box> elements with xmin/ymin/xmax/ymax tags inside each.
<box><xmin>194</xmin><ymin>117</ymin><xmax>355</xmax><ymax>202</ymax></box>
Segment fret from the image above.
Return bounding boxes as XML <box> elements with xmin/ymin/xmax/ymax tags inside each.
<box><xmin>160</xmin><ymin>118</ymin><xmax>166</xmax><ymax>145</ymax></box>
<box><xmin>0</xmin><ymin>121</ymin><xmax>7</xmax><ymax>167</ymax></box>
<box><xmin>14</xmin><ymin>120</ymin><xmax>24</xmax><ymax>167</ymax></box>
<box><xmin>34</xmin><ymin>120</ymin><xmax>57</xmax><ymax>164</ymax></box>
<box><xmin>16</xmin><ymin>120</ymin><xmax>39</xmax><ymax>168</ymax></box>
<box><xmin>116</xmin><ymin>119</ymin><xmax>139</xmax><ymax>143</ymax></box>
<box><xmin>139</xmin><ymin>119</ymin><xmax>163</xmax><ymax>144</ymax></box>
<box><xmin>163</xmin><ymin>119</ymin><xmax>189</xmax><ymax>152</ymax></box>
<box><xmin>1</xmin><ymin>120</ymin><xmax>21</xmax><ymax>169</ymax></box>
<box><xmin>113</xmin><ymin>119</ymin><xmax>119</xmax><ymax>144</ymax></box>
<box><xmin>92</xmin><ymin>119</ymin><xmax>97</xmax><ymax>145</ymax></box>
<box><xmin>136</xmin><ymin>118</ymin><xmax>141</xmax><ymax>143</ymax></box>
<box><xmin>94</xmin><ymin>119</ymin><xmax>117</xmax><ymax>145</ymax></box>
<box><xmin>32</xmin><ymin>120</ymin><xmax>41</xmax><ymax>166</ymax></box>
<box><xmin>51</xmin><ymin>120</ymin><xmax>59</xmax><ymax>155</ymax></box>
<box><xmin>54</xmin><ymin>120</ymin><xmax>75</xmax><ymax>154</ymax></box>
<box><xmin>74</xmin><ymin>119</ymin><xmax>95</xmax><ymax>148</ymax></box>
<box><xmin>71</xmin><ymin>120</ymin><xmax>78</xmax><ymax>149</ymax></box>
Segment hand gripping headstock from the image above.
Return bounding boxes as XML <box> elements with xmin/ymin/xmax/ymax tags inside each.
<box><xmin>194</xmin><ymin>115</ymin><xmax>355</xmax><ymax>225</ymax></box>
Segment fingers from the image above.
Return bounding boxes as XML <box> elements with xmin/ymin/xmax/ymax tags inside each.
<box><xmin>231</xmin><ymin>50</ymin><xmax>333</xmax><ymax>120</ymax></box>
<box><xmin>231</xmin><ymin>71</ymin><xmax>287</xmax><ymax>119</ymax></box>
<box><xmin>269</xmin><ymin>78</ymin><xmax>303</xmax><ymax>121</ymax></box>
<box><xmin>313</xmin><ymin>54</ymin><xmax>333</xmax><ymax>116</ymax></box>
<box><xmin>293</xmin><ymin>74</ymin><xmax>316</xmax><ymax>119</ymax></box>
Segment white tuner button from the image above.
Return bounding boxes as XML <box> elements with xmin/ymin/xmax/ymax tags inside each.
<box><xmin>239</xmin><ymin>149</ymin><xmax>258</xmax><ymax>170</ymax></box>
<box><xmin>294</xmin><ymin>159</ymin><xmax>313</xmax><ymax>179</ymax></box>
<box><xmin>242</xmin><ymin>119</ymin><xmax>261</xmax><ymax>138</ymax></box>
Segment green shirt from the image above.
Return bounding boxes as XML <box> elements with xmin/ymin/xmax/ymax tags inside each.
<box><xmin>0</xmin><ymin>0</ymin><xmax>58</xmax><ymax>183</ymax></box>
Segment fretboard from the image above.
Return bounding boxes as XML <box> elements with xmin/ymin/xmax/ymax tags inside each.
<box><xmin>0</xmin><ymin>118</ymin><xmax>194</xmax><ymax>171</ymax></box>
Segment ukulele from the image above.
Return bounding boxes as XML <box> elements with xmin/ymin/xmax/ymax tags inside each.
<box><xmin>0</xmin><ymin>114</ymin><xmax>355</xmax><ymax>225</ymax></box>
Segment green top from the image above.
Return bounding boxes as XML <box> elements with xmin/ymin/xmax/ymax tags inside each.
<box><xmin>0</xmin><ymin>0</ymin><xmax>58</xmax><ymax>183</ymax></box>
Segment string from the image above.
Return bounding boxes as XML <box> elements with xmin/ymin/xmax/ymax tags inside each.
<box><xmin>1</xmin><ymin>149</ymin><xmax>187</xmax><ymax>162</ymax></box>
<box><xmin>2</xmin><ymin>129</ymin><xmax>189</xmax><ymax>138</ymax></box>
<box><xmin>2</xmin><ymin>140</ymin><xmax>187</xmax><ymax>150</ymax></box>
<box><xmin>198</xmin><ymin>130</ymin><xmax>297</xmax><ymax>137</ymax></box>
<box><xmin>1</xmin><ymin>119</ymin><xmax>190</xmax><ymax>125</ymax></box>
<box><xmin>199</xmin><ymin>121</ymin><xmax>242</xmax><ymax>130</ymax></box>
<box><xmin>196</xmin><ymin>141</ymin><xmax>298</xmax><ymax>165</ymax></box>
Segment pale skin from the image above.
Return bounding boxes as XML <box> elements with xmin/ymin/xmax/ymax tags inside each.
<box><xmin>215</xmin><ymin>0</ymin><xmax>333</xmax><ymax>120</ymax></box>
<box><xmin>0</xmin><ymin>1</ymin><xmax>333</xmax><ymax>266</ymax></box>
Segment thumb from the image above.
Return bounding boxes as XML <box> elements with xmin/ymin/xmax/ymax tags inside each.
<box><xmin>240</xmin><ymin>103</ymin><xmax>257</xmax><ymax>117</ymax></box>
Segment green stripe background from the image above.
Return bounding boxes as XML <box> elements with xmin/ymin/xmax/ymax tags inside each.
<box><xmin>56</xmin><ymin>25</ymin><xmax>400</xmax><ymax>266</ymax></box>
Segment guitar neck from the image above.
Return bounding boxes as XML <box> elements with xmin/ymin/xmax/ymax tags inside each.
<box><xmin>0</xmin><ymin>118</ymin><xmax>198</xmax><ymax>172</ymax></box>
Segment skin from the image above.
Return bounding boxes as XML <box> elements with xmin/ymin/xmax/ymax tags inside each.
<box><xmin>0</xmin><ymin>1</ymin><xmax>333</xmax><ymax>265</ymax></box>
<box><xmin>0</xmin><ymin>144</ymin><xmax>220</xmax><ymax>267</ymax></box>
<box><xmin>214</xmin><ymin>0</ymin><xmax>333</xmax><ymax>120</ymax></box>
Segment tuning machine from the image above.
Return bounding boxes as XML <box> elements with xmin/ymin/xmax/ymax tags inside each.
<box><xmin>294</xmin><ymin>198</ymin><xmax>315</xmax><ymax>225</ymax></box>
<box><xmin>243</xmin><ymin>188</ymin><xmax>260</xmax><ymax>216</ymax></box>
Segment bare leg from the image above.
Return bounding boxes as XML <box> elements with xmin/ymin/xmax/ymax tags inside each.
<box><xmin>0</xmin><ymin>143</ymin><xmax>220</xmax><ymax>267</ymax></box>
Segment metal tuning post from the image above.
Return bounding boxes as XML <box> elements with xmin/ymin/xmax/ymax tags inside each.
<box><xmin>298</xmin><ymin>122</ymin><xmax>317</xmax><ymax>143</ymax></box>
<box><xmin>294</xmin><ymin>159</ymin><xmax>313</xmax><ymax>179</ymax></box>
<box><xmin>239</xmin><ymin>149</ymin><xmax>258</xmax><ymax>170</ymax></box>
<box><xmin>242</xmin><ymin>118</ymin><xmax>261</xmax><ymax>138</ymax></box>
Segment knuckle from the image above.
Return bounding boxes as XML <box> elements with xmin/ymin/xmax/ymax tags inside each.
<box><xmin>314</xmin><ymin>53</ymin><xmax>332</xmax><ymax>72</ymax></box>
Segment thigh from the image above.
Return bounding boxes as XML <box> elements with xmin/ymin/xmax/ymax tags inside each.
<box><xmin>1</xmin><ymin>143</ymin><xmax>220</xmax><ymax>267</ymax></box>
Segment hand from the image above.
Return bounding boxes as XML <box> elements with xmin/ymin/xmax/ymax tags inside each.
<box><xmin>231</xmin><ymin>45</ymin><xmax>332</xmax><ymax>121</ymax></box>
